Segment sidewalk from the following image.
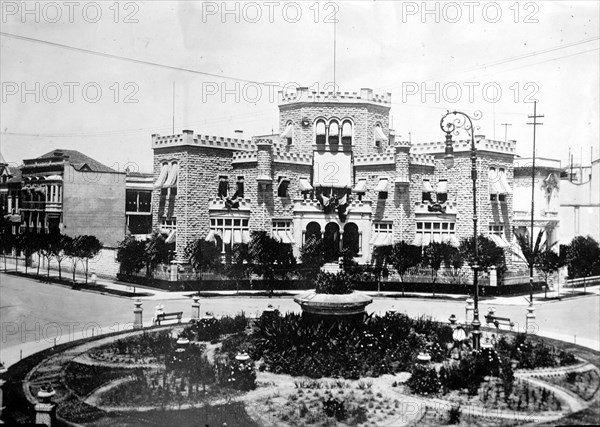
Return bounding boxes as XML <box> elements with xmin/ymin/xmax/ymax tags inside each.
<box><xmin>2</xmin><ymin>260</ymin><xmax>599</xmax><ymax>305</ymax></box>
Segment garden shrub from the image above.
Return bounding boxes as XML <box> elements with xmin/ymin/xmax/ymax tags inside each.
<box><xmin>407</xmin><ymin>365</ymin><xmax>441</xmax><ymax>395</ymax></box>
<box><xmin>322</xmin><ymin>396</ymin><xmax>346</xmax><ymax>421</ymax></box>
<box><xmin>221</xmin><ymin>359</ymin><xmax>256</xmax><ymax>391</ymax></box>
<box><xmin>447</xmin><ymin>405</ymin><xmax>461</xmax><ymax>425</ymax></box>
<box><xmin>315</xmin><ymin>271</ymin><xmax>354</xmax><ymax>294</ymax></box>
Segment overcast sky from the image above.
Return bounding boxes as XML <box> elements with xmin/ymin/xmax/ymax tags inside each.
<box><xmin>1</xmin><ymin>0</ymin><xmax>598</xmax><ymax>173</ymax></box>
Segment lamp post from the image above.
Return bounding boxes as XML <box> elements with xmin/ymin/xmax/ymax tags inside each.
<box><xmin>440</xmin><ymin>110</ymin><xmax>482</xmax><ymax>351</ymax></box>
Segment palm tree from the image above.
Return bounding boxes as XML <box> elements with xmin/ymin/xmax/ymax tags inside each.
<box><xmin>512</xmin><ymin>229</ymin><xmax>545</xmax><ymax>303</ymax></box>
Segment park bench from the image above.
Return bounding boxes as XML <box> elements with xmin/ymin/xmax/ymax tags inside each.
<box><xmin>153</xmin><ymin>311</ymin><xmax>183</xmax><ymax>325</ymax></box>
<box><xmin>485</xmin><ymin>313</ymin><xmax>514</xmax><ymax>330</ymax></box>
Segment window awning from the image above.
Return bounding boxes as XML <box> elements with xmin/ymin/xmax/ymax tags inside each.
<box><xmin>165</xmin><ymin>230</ymin><xmax>176</xmax><ymax>244</ymax></box>
<box><xmin>163</xmin><ymin>163</ymin><xmax>178</xmax><ymax>187</ymax></box>
<box><xmin>489</xmin><ymin>169</ymin><xmax>506</xmax><ymax>195</ymax></box>
<box><xmin>421</xmin><ymin>234</ymin><xmax>431</xmax><ymax>246</ymax></box>
<box><xmin>206</xmin><ymin>229</ymin><xmax>216</xmax><ymax>242</ymax></box>
<box><xmin>329</xmin><ymin>122</ymin><xmax>339</xmax><ymax>136</ymax></box>
<box><xmin>242</xmin><ymin>230</ymin><xmax>251</xmax><ymax>244</ymax></box>
<box><xmin>223</xmin><ymin>229</ymin><xmax>232</xmax><ymax>245</ymax></box>
<box><xmin>436</xmin><ymin>180</ymin><xmax>448</xmax><ymax>194</ymax></box>
<box><xmin>233</xmin><ymin>229</ymin><xmax>243</xmax><ymax>244</ymax></box>
<box><xmin>374</xmin><ymin>126</ymin><xmax>387</xmax><ymax>142</ymax></box>
<box><xmin>154</xmin><ymin>163</ymin><xmax>169</xmax><ymax>188</ymax></box>
<box><xmin>299</xmin><ymin>178</ymin><xmax>313</xmax><ymax>191</ymax></box>
<box><xmin>374</xmin><ymin>178</ymin><xmax>388</xmax><ymax>192</ymax></box>
<box><xmin>274</xmin><ymin>230</ymin><xmax>293</xmax><ymax>244</ymax></box>
<box><xmin>372</xmin><ymin>233</ymin><xmax>392</xmax><ymax>247</ymax></box>
<box><xmin>448</xmin><ymin>234</ymin><xmax>460</xmax><ymax>247</ymax></box>
<box><xmin>490</xmin><ymin>234</ymin><xmax>510</xmax><ymax>248</ymax></box>
<box><xmin>281</xmin><ymin>123</ymin><xmax>293</xmax><ymax>139</ymax></box>
<box><xmin>353</xmin><ymin>179</ymin><xmax>367</xmax><ymax>193</ymax></box>
<box><xmin>423</xmin><ymin>180</ymin><xmax>434</xmax><ymax>193</ymax></box>
<box><xmin>498</xmin><ymin>170</ymin><xmax>512</xmax><ymax>194</ymax></box>
<box><xmin>413</xmin><ymin>234</ymin><xmax>422</xmax><ymax>246</ymax></box>
<box><xmin>432</xmin><ymin>233</ymin><xmax>443</xmax><ymax>243</ymax></box>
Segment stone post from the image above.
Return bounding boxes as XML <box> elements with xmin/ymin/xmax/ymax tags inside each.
<box><xmin>525</xmin><ymin>304</ymin><xmax>536</xmax><ymax>333</ymax></box>
<box><xmin>35</xmin><ymin>388</ymin><xmax>56</xmax><ymax>427</ymax></box>
<box><xmin>169</xmin><ymin>261</ymin><xmax>178</xmax><ymax>282</ymax></box>
<box><xmin>489</xmin><ymin>266</ymin><xmax>497</xmax><ymax>286</ymax></box>
<box><xmin>465</xmin><ymin>297</ymin><xmax>474</xmax><ymax>324</ymax></box>
<box><xmin>133</xmin><ymin>299</ymin><xmax>143</xmax><ymax>329</ymax></box>
<box><xmin>192</xmin><ymin>296</ymin><xmax>200</xmax><ymax>321</ymax></box>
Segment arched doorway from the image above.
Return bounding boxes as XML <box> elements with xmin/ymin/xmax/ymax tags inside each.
<box><xmin>342</xmin><ymin>222</ymin><xmax>359</xmax><ymax>256</ymax></box>
<box><xmin>323</xmin><ymin>222</ymin><xmax>340</xmax><ymax>262</ymax></box>
<box><xmin>305</xmin><ymin>222</ymin><xmax>322</xmax><ymax>243</ymax></box>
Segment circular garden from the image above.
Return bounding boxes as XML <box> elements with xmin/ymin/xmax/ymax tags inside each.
<box><xmin>8</xmin><ymin>274</ymin><xmax>600</xmax><ymax>426</ymax></box>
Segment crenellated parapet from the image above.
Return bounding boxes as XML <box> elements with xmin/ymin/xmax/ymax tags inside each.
<box><xmin>354</xmin><ymin>152</ymin><xmax>395</xmax><ymax>167</ymax></box>
<box><xmin>410</xmin><ymin>153</ymin><xmax>436</xmax><ymax>167</ymax></box>
<box><xmin>152</xmin><ymin>130</ymin><xmax>255</xmax><ymax>151</ymax></box>
<box><xmin>411</xmin><ymin>137</ymin><xmax>516</xmax><ymax>156</ymax></box>
<box><xmin>279</xmin><ymin>87</ymin><xmax>391</xmax><ymax>106</ymax></box>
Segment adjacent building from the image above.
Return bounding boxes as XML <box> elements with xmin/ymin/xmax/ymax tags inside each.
<box><xmin>151</xmin><ymin>88</ymin><xmax>517</xmax><ymax>265</ymax></box>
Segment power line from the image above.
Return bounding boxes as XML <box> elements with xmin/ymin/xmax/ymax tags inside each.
<box><xmin>0</xmin><ymin>31</ymin><xmax>282</xmax><ymax>88</ymax></box>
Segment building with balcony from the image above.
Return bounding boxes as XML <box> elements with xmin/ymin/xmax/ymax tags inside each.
<box><xmin>513</xmin><ymin>157</ymin><xmax>562</xmax><ymax>251</ymax></box>
<box><xmin>152</xmin><ymin>88</ymin><xmax>517</xmax><ymax>266</ymax></box>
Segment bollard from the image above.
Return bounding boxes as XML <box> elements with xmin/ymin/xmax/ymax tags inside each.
<box><xmin>35</xmin><ymin>386</ymin><xmax>56</xmax><ymax>427</ymax></box>
<box><xmin>525</xmin><ymin>304</ymin><xmax>535</xmax><ymax>333</ymax></box>
<box><xmin>192</xmin><ymin>296</ymin><xmax>200</xmax><ymax>321</ymax></box>
<box><xmin>465</xmin><ymin>297</ymin><xmax>474</xmax><ymax>324</ymax></box>
<box><xmin>133</xmin><ymin>299</ymin><xmax>143</xmax><ymax>329</ymax></box>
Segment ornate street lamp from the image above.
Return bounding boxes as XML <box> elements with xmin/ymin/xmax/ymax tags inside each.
<box><xmin>440</xmin><ymin>110</ymin><xmax>483</xmax><ymax>351</ymax></box>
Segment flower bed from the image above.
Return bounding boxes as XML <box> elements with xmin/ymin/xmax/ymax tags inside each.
<box><xmin>64</xmin><ymin>362</ymin><xmax>140</xmax><ymax>397</ymax></box>
<box><xmin>542</xmin><ymin>369</ymin><xmax>600</xmax><ymax>401</ymax></box>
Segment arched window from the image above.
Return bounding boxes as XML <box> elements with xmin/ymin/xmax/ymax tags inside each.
<box><xmin>281</xmin><ymin>120</ymin><xmax>293</xmax><ymax>145</ymax></box>
<box><xmin>315</xmin><ymin>120</ymin><xmax>326</xmax><ymax>145</ymax></box>
<box><xmin>343</xmin><ymin>222</ymin><xmax>359</xmax><ymax>255</ymax></box>
<box><xmin>342</xmin><ymin>121</ymin><xmax>352</xmax><ymax>145</ymax></box>
<box><xmin>374</xmin><ymin>123</ymin><xmax>387</xmax><ymax>148</ymax></box>
<box><xmin>328</xmin><ymin>121</ymin><xmax>340</xmax><ymax>145</ymax></box>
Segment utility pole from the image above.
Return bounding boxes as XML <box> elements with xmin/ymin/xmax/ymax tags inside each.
<box><xmin>526</xmin><ymin>101</ymin><xmax>544</xmax><ymax>305</ymax></box>
<box><xmin>501</xmin><ymin>123</ymin><xmax>512</xmax><ymax>142</ymax></box>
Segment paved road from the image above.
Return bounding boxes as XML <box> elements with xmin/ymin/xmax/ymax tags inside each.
<box><xmin>1</xmin><ymin>272</ymin><xmax>599</xmax><ymax>367</ymax></box>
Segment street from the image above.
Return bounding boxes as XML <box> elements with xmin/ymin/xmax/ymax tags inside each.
<box><xmin>1</xmin><ymin>272</ymin><xmax>599</xmax><ymax>368</ymax></box>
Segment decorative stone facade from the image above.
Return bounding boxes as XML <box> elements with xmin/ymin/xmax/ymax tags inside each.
<box><xmin>151</xmin><ymin>88</ymin><xmax>516</xmax><ymax>266</ymax></box>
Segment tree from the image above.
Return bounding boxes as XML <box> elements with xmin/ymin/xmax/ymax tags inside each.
<box><xmin>299</xmin><ymin>236</ymin><xmax>325</xmax><ymax>281</ymax></box>
<box><xmin>52</xmin><ymin>234</ymin><xmax>71</xmax><ymax>280</ymax></box>
<box><xmin>143</xmin><ymin>231</ymin><xmax>172</xmax><ymax>277</ymax></box>
<box><xmin>423</xmin><ymin>242</ymin><xmax>456</xmax><ymax>296</ymax></box>
<box><xmin>536</xmin><ymin>249</ymin><xmax>565</xmax><ymax>298</ymax></box>
<box><xmin>64</xmin><ymin>235</ymin><xmax>82</xmax><ymax>284</ymax></box>
<box><xmin>565</xmin><ymin>236</ymin><xmax>600</xmax><ymax>279</ymax></box>
<box><xmin>224</xmin><ymin>243</ymin><xmax>251</xmax><ymax>292</ymax></box>
<box><xmin>0</xmin><ymin>232</ymin><xmax>14</xmax><ymax>272</ymax></box>
<box><xmin>18</xmin><ymin>232</ymin><xmax>40</xmax><ymax>274</ymax></box>
<box><xmin>459</xmin><ymin>235</ymin><xmax>506</xmax><ymax>273</ymax></box>
<box><xmin>248</xmin><ymin>230</ymin><xmax>296</xmax><ymax>295</ymax></box>
<box><xmin>390</xmin><ymin>241</ymin><xmax>423</xmax><ymax>296</ymax></box>
<box><xmin>117</xmin><ymin>235</ymin><xmax>146</xmax><ymax>276</ymax></box>
<box><xmin>372</xmin><ymin>244</ymin><xmax>393</xmax><ymax>293</ymax></box>
<box><xmin>185</xmin><ymin>237</ymin><xmax>222</xmax><ymax>293</ymax></box>
<box><xmin>77</xmin><ymin>235</ymin><xmax>102</xmax><ymax>284</ymax></box>
<box><xmin>38</xmin><ymin>233</ymin><xmax>55</xmax><ymax>277</ymax></box>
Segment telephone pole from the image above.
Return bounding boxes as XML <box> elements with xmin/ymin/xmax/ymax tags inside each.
<box><xmin>526</xmin><ymin>101</ymin><xmax>544</xmax><ymax>305</ymax></box>
<box><xmin>501</xmin><ymin>123</ymin><xmax>512</xmax><ymax>142</ymax></box>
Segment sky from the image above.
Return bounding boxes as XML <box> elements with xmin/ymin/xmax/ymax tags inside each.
<box><xmin>1</xmin><ymin>0</ymin><xmax>599</xmax><ymax>173</ymax></box>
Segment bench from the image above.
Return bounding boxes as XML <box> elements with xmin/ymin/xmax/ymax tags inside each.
<box><xmin>153</xmin><ymin>312</ymin><xmax>183</xmax><ymax>325</ymax></box>
<box><xmin>485</xmin><ymin>313</ymin><xmax>514</xmax><ymax>330</ymax></box>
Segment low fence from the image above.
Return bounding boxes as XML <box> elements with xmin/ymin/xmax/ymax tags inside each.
<box><xmin>565</xmin><ymin>275</ymin><xmax>600</xmax><ymax>288</ymax></box>
<box><xmin>115</xmin><ymin>273</ymin><xmax>544</xmax><ymax>296</ymax></box>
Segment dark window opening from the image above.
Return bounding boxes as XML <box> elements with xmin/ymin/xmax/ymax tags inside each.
<box><xmin>277</xmin><ymin>178</ymin><xmax>290</xmax><ymax>198</ymax></box>
<box><xmin>499</xmin><ymin>194</ymin><xmax>506</xmax><ymax>202</ymax></box>
<box><xmin>378</xmin><ymin>191</ymin><xmax>388</xmax><ymax>200</ymax></box>
<box><xmin>218</xmin><ymin>177</ymin><xmax>229</xmax><ymax>198</ymax></box>
<box><xmin>437</xmin><ymin>192</ymin><xmax>448</xmax><ymax>203</ymax></box>
<box><xmin>490</xmin><ymin>194</ymin><xmax>497</xmax><ymax>201</ymax></box>
<box><xmin>422</xmin><ymin>192</ymin><xmax>432</xmax><ymax>203</ymax></box>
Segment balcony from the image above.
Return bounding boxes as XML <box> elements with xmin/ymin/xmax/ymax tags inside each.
<box><xmin>45</xmin><ymin>201</ymin><xmax>62</xmax><ymax>213</ymax></box>
<box><xmin>22</xmin><ymin>201</ymin><xmax>45</xmax><ymax>210</ymax></box>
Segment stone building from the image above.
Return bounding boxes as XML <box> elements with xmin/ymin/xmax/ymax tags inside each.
<box><xmin>152</xmin><ymin>88</ymin><xmax>517</xmax><ymax>266</ymax></box>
